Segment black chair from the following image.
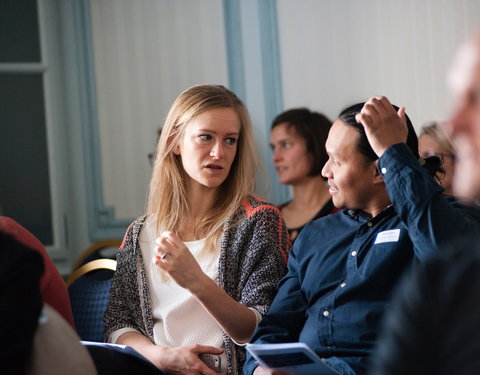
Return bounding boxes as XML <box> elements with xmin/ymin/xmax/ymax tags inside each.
<box><xmin>66</xmin><ymin>259</ymin><xmax>116</xmax><ymax>342</ymax></box>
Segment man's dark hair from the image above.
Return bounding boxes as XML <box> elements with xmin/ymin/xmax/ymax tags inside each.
<box><xmin>338</xmin><ymin>102</ymin><xmax>443</xmax><ymax>179</ymax></box>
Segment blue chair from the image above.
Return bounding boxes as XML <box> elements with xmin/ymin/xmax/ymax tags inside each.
<box><xmin>66</xmin><ymin>259</ymin><xmax>116</xmax><ymax>342</ymax></box>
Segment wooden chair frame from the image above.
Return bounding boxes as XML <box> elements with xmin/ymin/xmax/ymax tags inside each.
<box><xmin>66</xmin><ymin>258</ymin><xmax>117</xmax><ymax>287</ymax></box>
<box><xmin>71</xmin><ymin>239</ymin><xmax>122</xmax><ymax>272</ymax></box>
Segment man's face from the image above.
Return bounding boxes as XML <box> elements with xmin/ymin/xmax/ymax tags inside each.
<box><xmin>321</xmin><ymin>120</ymin><xmax>380</xmax><ymax>215</ymax></box>
<box><xmin>448</xmin><ymin>35</ymin><xmax>480</xmax><ymax>199</ymax></box>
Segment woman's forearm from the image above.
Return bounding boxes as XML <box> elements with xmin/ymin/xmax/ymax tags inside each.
<box><xmin>116</xmin><ymin>331</ymin><xmax>166</xmax><ymax>368</ymax></box>
<box><xmin>189</xmin><ymin>274</ymin><xmax>258</xmax><ymax>343</ymax></box>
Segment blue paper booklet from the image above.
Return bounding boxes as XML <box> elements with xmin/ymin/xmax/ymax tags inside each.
<box><xmin>246</xmin><ymin>342</ymin><xmax>340</xmax><ymax>375</ymax></box>
<box><xmin>81</xmin><ymin>341</ymin><xmax>162</xmax><ymax>374</ymax></box>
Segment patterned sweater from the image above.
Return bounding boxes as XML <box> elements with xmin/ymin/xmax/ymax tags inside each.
<box><xmin>104</xmin><ymin>196</ymin><xmax>290</xmax><ymax>374</ymax></box>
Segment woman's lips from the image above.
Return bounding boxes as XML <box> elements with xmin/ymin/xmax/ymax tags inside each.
<box><xmin>205</xmin><ymin>163</ymin><xmax>224</xmax><ymax>173</ymax></box>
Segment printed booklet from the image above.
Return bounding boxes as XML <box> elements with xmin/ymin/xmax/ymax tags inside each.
<box><xmin>246</xmin><ymin>342</ymin><xmax>340</xmax><ymax>375</ymax></box>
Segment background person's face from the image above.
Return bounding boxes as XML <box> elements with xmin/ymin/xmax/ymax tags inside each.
<box><xmin>418</xmin><ymin>133</ymin><xmax>455</xmax><ymax>194</ymax></box>
<box><xmin>448</xmin><ymin>36</ymin><xmax>480</xmax><ymax>199</ymax></box>
<box><xmin>270</xmin><ymin>123</ymin><xmax>313</xmax><ymax>185</ymax></box>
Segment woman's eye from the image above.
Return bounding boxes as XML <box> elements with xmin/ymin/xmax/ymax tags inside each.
<box><xmin>225</xmin><ymin>137</ymin><xmax>237</xmax><ymax>145</ymax></box>
<box><xmin>199</xmin><ymin>134</ymin><xmax>212</xmax><ymax>141</ymax></box>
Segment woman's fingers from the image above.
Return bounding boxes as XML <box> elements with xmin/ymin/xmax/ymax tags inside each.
<box><xmin>191</xmin><ymin>345</ymin><xmax>224</xmax><ymax>355</ymax></box>
<box><xmin>154</xmin><ymin>231</ymin><xmax>181</xmax><ymax>258</ymax></box>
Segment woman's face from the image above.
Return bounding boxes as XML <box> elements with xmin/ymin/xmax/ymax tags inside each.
<box><xmin>419</xmin><ymin>133</ymin><xmax>456</xmax><ymax>194</ymax></box>
<box><xmin>270</xmin><ymin>122</ymin><xmax>313</xmax><ymax>185</ymax></box>
<box><xmin>175</xmin><ymin>107</ymin><xmax>240</xmax><ymax>191</ymax></box>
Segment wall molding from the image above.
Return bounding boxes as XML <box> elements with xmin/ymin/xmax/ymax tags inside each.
<box><xmin>258</xmin><ymin>0</ymin><xmax>289</xmax><ymax>204</ymax></box>
<box><xmin>223</xmin><ymin>0</ymin><xmax>246</xmax><ymax>100</ymax></box>
<box><xmin>73</xmin><ymin>0</ymin><xmax>130</xmax><ymax>240</ymax></box>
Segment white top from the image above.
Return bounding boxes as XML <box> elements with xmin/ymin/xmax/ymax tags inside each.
<box><xmin>110</xmin><ymin>220</ymin><xmax>226</xmax><ymax>368</ymax></box>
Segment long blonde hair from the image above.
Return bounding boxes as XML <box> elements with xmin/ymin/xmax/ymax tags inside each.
<box><xmin>146</xmin><ymin>85</ymin><xmax>258</xmax><ymax>250</ymax></box>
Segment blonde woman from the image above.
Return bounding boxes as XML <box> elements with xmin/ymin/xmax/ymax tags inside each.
<box><xmin>419</xmin><ymin>121</ymin><xmax>456</xmax><ymax>195</ymax></box>
<box><xmin>104</xmin><ymin>85</ymin><xmax>289</xmax><ymax>375</ymax></box>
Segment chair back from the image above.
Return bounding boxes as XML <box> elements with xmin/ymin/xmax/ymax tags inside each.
<box><xmin>71</xmin><ymin>238</ymin><xmax>122</xmax><ymax>272</ymax></box>
<box><xmin>67</xmin><ymin>259</ymin><xmax>116</xmax><ymax>342</ymax></box>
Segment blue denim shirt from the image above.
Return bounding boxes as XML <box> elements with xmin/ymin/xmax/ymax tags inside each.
<box><xmin>244</xmin><ymin>144</ymin><xmax>480</xmax><ymax>375</ymax></box>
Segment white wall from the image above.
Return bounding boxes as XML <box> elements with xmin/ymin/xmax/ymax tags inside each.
<box><xmin>277</xmin><ymin>0</ymin><xmax>480</xmax><ymax>128</ymax></box>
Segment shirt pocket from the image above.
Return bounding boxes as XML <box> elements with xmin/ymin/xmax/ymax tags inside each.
<box><xmin>357</xmin><ymin>239</ymin><xmax>411</xmax><ymax>286</ymax></box>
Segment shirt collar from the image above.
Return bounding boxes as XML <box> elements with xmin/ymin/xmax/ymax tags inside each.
<box><xmin>344</xmin><ymin>205</ymin><xmax>395</xmax><ymax>221</ymax></box>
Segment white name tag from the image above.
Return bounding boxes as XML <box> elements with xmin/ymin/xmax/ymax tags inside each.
<box><xmin>374</xmin><ymin>229</ymin><xmax>400</xmax><ymax>244</ymax></box>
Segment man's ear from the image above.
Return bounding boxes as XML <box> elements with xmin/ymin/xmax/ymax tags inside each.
<box><xmin>372</xmin><ymin>160</ymin><xmax>384</xmax><ymax>184</ymax></box>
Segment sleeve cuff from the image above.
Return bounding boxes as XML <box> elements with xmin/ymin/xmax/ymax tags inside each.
<box><xmin>108</xmin><ymin>327</ymin><xmax>140</xmax><ymax>344</ymax></box>
<box><xmin>231</xmin><ymin>307</ymin><xmax>263</xmax><ymax>346</ymax></box>
<box><xmin>378</xmin><ymin>143</ymin><xmax>419</xmax><ymax>177</ymax></box>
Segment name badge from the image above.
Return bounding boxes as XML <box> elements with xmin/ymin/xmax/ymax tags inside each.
<box><xmin>374</xmin><ymin>229</ymin><xmax>400</xmax><ymax>244</ymax></box>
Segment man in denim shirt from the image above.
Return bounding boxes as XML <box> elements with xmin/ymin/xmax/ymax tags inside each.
<box><xmin>244</xmin><ymin>96</ymin><xmax>480</xmax><ymax>375</ymax></box>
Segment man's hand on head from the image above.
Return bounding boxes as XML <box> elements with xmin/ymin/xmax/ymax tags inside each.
<box><xmin>355</xmin><ymin>96</ymin><xmax>408</xmax><ymax>157</ymax></box>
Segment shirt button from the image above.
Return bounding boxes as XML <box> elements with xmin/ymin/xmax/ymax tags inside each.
<box><xmin>367</xmin><ymin>222</ymin><xmax>373</xmax><ymax>227</ymax></box>
<box><xmin>340</xmin><ymin>282</ymin><xmax>346</xmax><ymax>288</ymax></box>
<box><xmin>381</xmin><ymin>167</ymin><xmax>387</xmax><ymax>174</ymax></box>
<box><xmin>323</xmin><ymin>310</ymin><xmax>329</xmax><ymax>317</ymax></box>
<box><xmin>351</xmin><ymin>250</ymin><xmax>357</xmax><ymax>256</ymax></box>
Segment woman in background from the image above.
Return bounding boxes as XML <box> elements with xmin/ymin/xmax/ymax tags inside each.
<box><xmin>104</xmin><ymin>85</ymin><xmax>289</xmax><ymax>375</ymax></box>
<box><xmin>270</xmin><ymin>108</ymin><xmax>335</xmax><ymax>241</ymax></box>
<box><xmin>419</xmin><ymin>121</ymin><xmax>456</xmax><ymax>195</ymax></box>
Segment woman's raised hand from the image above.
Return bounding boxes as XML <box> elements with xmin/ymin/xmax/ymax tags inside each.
<box><xmin>153</xmin><ymin>231</ymin><xmax>206</xmax><ymax>290</ymax></box>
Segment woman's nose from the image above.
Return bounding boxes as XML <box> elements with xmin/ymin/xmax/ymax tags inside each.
<box><xmin>210</xmin><ymin>142</ymin><xmax>224</xmax><ymax>159</ymax></box>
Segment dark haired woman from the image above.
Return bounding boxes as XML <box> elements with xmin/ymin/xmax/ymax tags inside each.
<box><xmin>270</xmin><ymin>108</ymin><xmax>336</xmax><ymax>241</ymax></box>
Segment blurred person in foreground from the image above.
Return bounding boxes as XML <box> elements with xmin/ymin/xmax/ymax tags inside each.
<box><xmin>370</xmin><ymin>33</ymin><xmax>480</xmax><ymax>375</ymax></box>
<box><xmin>0</xmin><ymin>216</ymin><xmax>75</xmax><ymax>327</ymax></box>
<box><xmin>0</xmin><ymin>232</ymin><xmax>96</xmax><ymax>375</ymax></box>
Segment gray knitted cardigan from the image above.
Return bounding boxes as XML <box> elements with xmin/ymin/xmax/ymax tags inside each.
<box><xmin>104</xmin><ymin>195</ymin><xmax>290</xmax><ymax>374</ymax></box>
